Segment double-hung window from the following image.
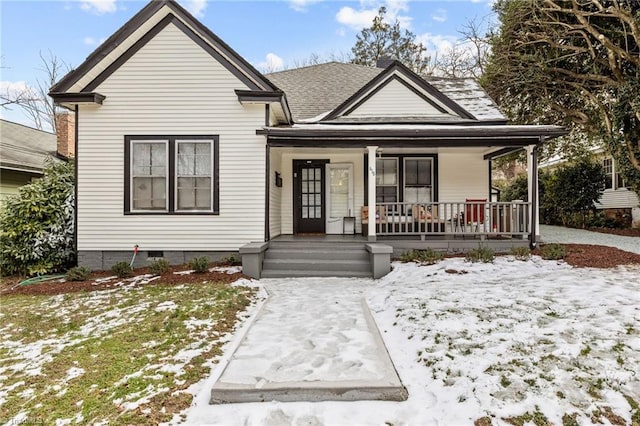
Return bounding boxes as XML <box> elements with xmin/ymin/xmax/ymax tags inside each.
<box><xmin>125</xmin><ymin>135</ymin><xmax>218</xmax><ymax>214</ymax></box>
<box><xmin>131</xmin><ymin>140</ymin><xmax>168</xmax><ymax>211</ymax></box>
<box><xmin>404</xmin><ymin>158</ymin><xmax>433</xmax><ymax>203</ymax></box>
<box><xmin>602</xmin><ymin>157</ymin><xmax>626</xmax><ymax>190</ymax></box>
<box><xmin>376</xmin><ymin>158</ymin><xmax>398</xmax><ymax>202</ymax></box>
<box><xmin>603</xmin><ymin>158</ymin><xmax>613</xmax><ymax>190</ymax></box>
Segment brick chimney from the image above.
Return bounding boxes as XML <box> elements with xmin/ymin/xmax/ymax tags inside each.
<box><xmin>55</xmin><ymin>112</ymin><xmax>75</xmax><ymax>158</ymax></box>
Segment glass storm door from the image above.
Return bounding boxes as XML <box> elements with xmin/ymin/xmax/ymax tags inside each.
<box><xmin>293</xmin><ymin>160</ymin><xmax>329</xmax><ymax>234</ymax></box>
<box><xmin>326</xmin><ymin>163</ymin><xmax>354</xmax><ymax>234</ymax></box>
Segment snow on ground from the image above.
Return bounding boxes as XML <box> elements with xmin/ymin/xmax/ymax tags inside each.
<box><xmin>541</xmin><ymin>224</ymin><xmax>640</xmax><ymax>254</ymax></box>
<box><xmin>217</xmin><ymin>282</ymin><xmax>385</xmax><ymax>385</ymax></box>
<box><xmin>179</xmin><ymin>257</ymin><xmax>640</xmax><ymax>425</ymax></box>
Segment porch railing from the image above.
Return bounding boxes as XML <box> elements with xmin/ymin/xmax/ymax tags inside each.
<box><xmin>373</xmin><ymin>201</ymin><xmax>531</xmax><ymax>238</ymax></box>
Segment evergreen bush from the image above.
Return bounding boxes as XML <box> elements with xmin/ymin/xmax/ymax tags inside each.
<box><xmin>65</xmin><ymin>266</ymin><xmax>91</xmax><ymax>282</ymax></box>
<box><xmin>0</xmin><ymin>159</ymin><xmax>75</xmax><ymax>276</ymax></box>
<box><xmin>465</xmin><ymin>246</ymin><xmax>495</xmax><ymax>263</ymax></box>
<box><xmin>188</xmin><ymin>256</ymin><xmax>210</xmax><ymax>273</ymax></box>
<box><xmin>149</xmin><ymin>258</ymin><xmax>170</xmax><ymax>276</ymax></box>
<box><xmin>112</xmin><ymin>261</ymin><xmax>133</xmax><ymax>278</ymax></box>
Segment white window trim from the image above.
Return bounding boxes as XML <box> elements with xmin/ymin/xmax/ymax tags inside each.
<box><xmin>130</xmin><ymin>139</ymin><xmax>169</xmax><ymax>213</ymax></box>
<box><xmin>403</xmin><ymin>157</ymin><xmax>434</xmax><ymax>203</ymax></box>
<box><xmin>175</xmin><ymin>139</ymin><xmax>215</xmax><ymax>213</ymax></box>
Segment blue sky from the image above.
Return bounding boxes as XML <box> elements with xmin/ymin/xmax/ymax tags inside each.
<box><xmin>0</xmin><ymin>0</ymin><xmax>495</xmax><ymax>129</ymax></box>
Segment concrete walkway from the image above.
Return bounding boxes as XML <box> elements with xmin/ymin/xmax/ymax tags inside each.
<box><xmin>210</xmin><ymin>277</ymin><xmax>407</xmax><ymax>403</ymax></box>
<box><xmin>540</xmin><ymin>224</ymin><xmax>640</xmax><ymax>254</ymax></box>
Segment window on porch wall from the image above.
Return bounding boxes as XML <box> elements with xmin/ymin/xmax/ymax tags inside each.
<box><xmin>404</xmin><ymin>158</ymin><xmax>432</xmax><ymax>204</ymax></box>
<box><xmin>376</xmin><ymin>158</ymin><xmax>398</xmax><ymax>202</ymax></box>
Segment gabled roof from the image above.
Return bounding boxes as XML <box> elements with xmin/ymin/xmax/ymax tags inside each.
<box><xmin>267</xmin><ymin>62</ymin><xmax>507</xmax><ymax>123</ymax></box>
<box><xmin>0</xmin><ymin>120</ymin><xmax>58</xmax><ymax>174</ymax></box>
<box><xmin>50</xmin><ymin>0</ymin><xmax>280</xmax><ymax>98</ymax></box>
<box><xmin>323</xmin><ymin>61</ymin><xmax>476</xmax><ymax>122</ymax></box>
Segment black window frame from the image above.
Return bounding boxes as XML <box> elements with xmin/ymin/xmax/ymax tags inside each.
<box><xmin>364</xmin><ymin>153</ymin><xmax>439</xmax><ymax>205</ymax></box>
<box><xmin>124</xmin><ymin>135</ymin><xmax>219</xmax><ymax>215</ymax></box>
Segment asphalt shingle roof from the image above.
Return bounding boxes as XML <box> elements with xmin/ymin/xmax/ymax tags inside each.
<box><xmin>267</xmin><ymin>62</ymin><xmax>505</xmax><ymax>123</ymax></box>
<box><xmin>0</xmin><ymin>120</ymin><xmax>58</xmax><ymax>173</ymax></box>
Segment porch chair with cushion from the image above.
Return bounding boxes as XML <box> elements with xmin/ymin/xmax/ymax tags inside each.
<box><xmin>464</xmin><ymin>198</ymin><xmax>487</xmax><ymax>232</ymax></box>
<box><xmin>361</xmin><ymin>206</ymin><xmax>387</xmax><ymax>235</ymax></box>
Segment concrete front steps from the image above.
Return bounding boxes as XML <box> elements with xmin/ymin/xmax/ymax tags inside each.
<box><xmin>261</xmin><ymin>241</ymin><xmax>372</xmax><ymax>278</ymax></box>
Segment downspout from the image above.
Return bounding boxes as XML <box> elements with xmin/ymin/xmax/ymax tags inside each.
<box><xmin>529</xmin><ymin>141</ymin><xmax>540</xmax><ymax>249</ymax></box>
<box><xmin>74</xmin><ymin>105</ymin><xmax>79</xmax><ymax>265</ymax></box>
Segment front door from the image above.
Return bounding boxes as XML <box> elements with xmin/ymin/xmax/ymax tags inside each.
<box><xmin>326</xmin><ymin>163</ymin><xmax>354</xmax><ymax>234</ymax></box>
<box><xmin>293</xmin><ymin>159</ymin><xmax>329</xmax><ymax>234</ymax></box>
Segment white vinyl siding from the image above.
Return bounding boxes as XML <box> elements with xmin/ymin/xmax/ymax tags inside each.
<box><xmin>345</xmin><ymin>78</ymin><xmax>450</xmax><ymax>118</ymax></box>
<box><xmin>269</xmin><ymin>149</ymin><xmax>283</xmax><ymax>238</ymax></box>
<box><xmin>77</xmin><ymin>22</ymin><xmax>266</xmax><ymax>251</ymax></box>
<box><xmin>438</xmin><ymin>151</ymin><xmax>488</xmax><ymax>202</ymax></box>
<box><xmin>596</xmin><ymin>189</ymin><xmax>640</xmax><ymax>209</ymax></box>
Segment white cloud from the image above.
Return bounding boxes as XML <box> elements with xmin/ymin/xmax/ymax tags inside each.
<box><xmin>83</xmin><ymin>36</ymin><xmax>107</xmax><ymax>46</ymax></box>
<box><xmin>417</xmin><ymin>33</ymin><xmax>458</xmax><ymax>57</ymax></box>
<box><xmin>289</xmin><ymin>0</ymin><xmax>321</xmax><ymax>12</ymax></box>
<box><xmin>336</xmin><ymin>6</ymin><xmax>378</xmax><ymax>30</ymax></box>
<box><xmin>79</xmin><ymin>0</ymin><xmax>117</xmax><ymax>15</ymax></box>
<box><xmin>335</xmin><ymin>0</ymin><xmax>412</xmax><ymax>31</ymax></box>
<box><xmin>431</xmin><ymin>8</ymin><xmax>447</xmax><ymax>23</ymax></box>
<box><xmin>257</xmin><ymin>53</ymin><xmax>284</xmax><ymax>73</ymax></box>
<box><xmin>181</xmin><ymin>0</ymin><xmax>207</xmax><ymax>18</ymax></box>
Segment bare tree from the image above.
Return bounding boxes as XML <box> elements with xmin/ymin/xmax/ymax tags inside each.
<box><xmin>0</xmin><ymin>51</ymin><xmax>70</xmax><ymax>132</ymax></box>
<box><xmin>433</xmin><ymin>17</ymin><xmax>490</xmax><ymax>78</ymax></box>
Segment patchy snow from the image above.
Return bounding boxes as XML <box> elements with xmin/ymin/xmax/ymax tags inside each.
<box><xmin>178</xmin><ymin>257</ymin><xmax>640</xmax><ymax>425</ymax></box>
<box><xmin>64</xmin><ymin>367</ymin><xmax>85</xmax><ymax>382</ymax></box>
<box><xmin>210</xmin><ymin>266</ymin><xmax>242</xmax><ymax>274</ymax></box>
<box><xmin>154</xmin><ymin>301</ymin><xmax>178</xmax><ymax>312</ymax></box>
<box><xmin>541</xmin><ymin>224</ymin><xmax>640</xmax><ymax>254</ymax></box>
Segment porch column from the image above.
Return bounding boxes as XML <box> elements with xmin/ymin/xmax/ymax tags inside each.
<box><xmin>367</xmin><ymin>145</ymin><xmax>378</xmax><ymax>241</ymax></box>
<box><xmin>526</xmin><ymin>144</ymin><xmax>540</xmax><ymax>246</ymax></box>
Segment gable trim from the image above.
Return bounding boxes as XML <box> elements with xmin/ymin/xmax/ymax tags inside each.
<box><xmin>50</xmin><ymin>0</ymin><xmax>167</xmax><ymax>93</ymax></box>
<box><xmin>83</xmin><ymin>15</ymin><xmax>263</xmax><ymax>92</ymax></box>
<box><xmin>341</xmin><ymin>75</ymin><xmax>449</xmax><ymax>117</ymax></box>
<box><xmin>51</xmin><ymin>0</ymin><xmax>278</xmax><ymax>95</ymax></box>
<box><xmin>322</xmin><ymin>61</ymin><xmax>476</xmax><ymax>122</ymax></box>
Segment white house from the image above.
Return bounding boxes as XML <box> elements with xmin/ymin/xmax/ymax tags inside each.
<box><xmin>50</xmin><ymin>0</ymin><xmax>566</xmax><ymax>276</ymax></box>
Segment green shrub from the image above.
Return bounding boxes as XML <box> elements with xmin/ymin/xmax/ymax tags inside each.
<box><xmin>220</xmin><ymin>254</ymin><xmax>241</xmax><ymax>266</ymax></box>
<box><xmin>401</xmin><ymin>249</ymin><xmax>443</xmax><ymax>265</ymax></box>
<box><xmin>188</xmin><ymin>256</ymin><xmax>210</xmax><ymax>273</ymax></box>
<box><xmin>511</xmin><ymin>246</ymin><xmax>531</xmax><ymax>261</ymax></box>
<box><xmin>65</xmin><ymin>266</ymin><xmax>92</xmax><ymax>282</ymax></box>
<box><xmin>149</xmin><ymin>258</ymin><xmax>170</xmax><ymax>276</ymax></box>
<box><xmin>0</xmin><ymin>159</ymin><xmax>75</xmax><ymax>276</ymax></box>
<box><xmin>465</xmin><ymin>246</ymin><xmax>495</xmax><ymax>263</ymax></box>
<box><xmin>112</xmin><ymin>261</ymin><xmax>134</xmax><ymax>278</ymax></box>
<box><xmin>540</xmin><ymin>243</ymin><xmax>566</xmax><ymax>260</ymax></box>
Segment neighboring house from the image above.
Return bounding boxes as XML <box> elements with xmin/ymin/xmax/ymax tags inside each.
<box><xmin>0</xmin><ymin>119</ymin><xmax>58</xmax><ymax>205</ymax></box>
<box><xmin>542</xmin><ymin>148</ymin><xmax>640</xmax><ymax>227</ymax></box>
<box><xmin>49</xmin><ymin>0</ymin><xmax>566</xmax><ymax>275</ymax></box>
<box><xmin>598</xmin><ymin>154</ymin><xmax>639</xmax><ymax>226</ymax></box>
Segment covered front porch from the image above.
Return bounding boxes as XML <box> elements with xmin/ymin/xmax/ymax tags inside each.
<box><xmin>265</xmin><ymin>142</ymin><xmax>544</xmax><ymax>246</ymax></box>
